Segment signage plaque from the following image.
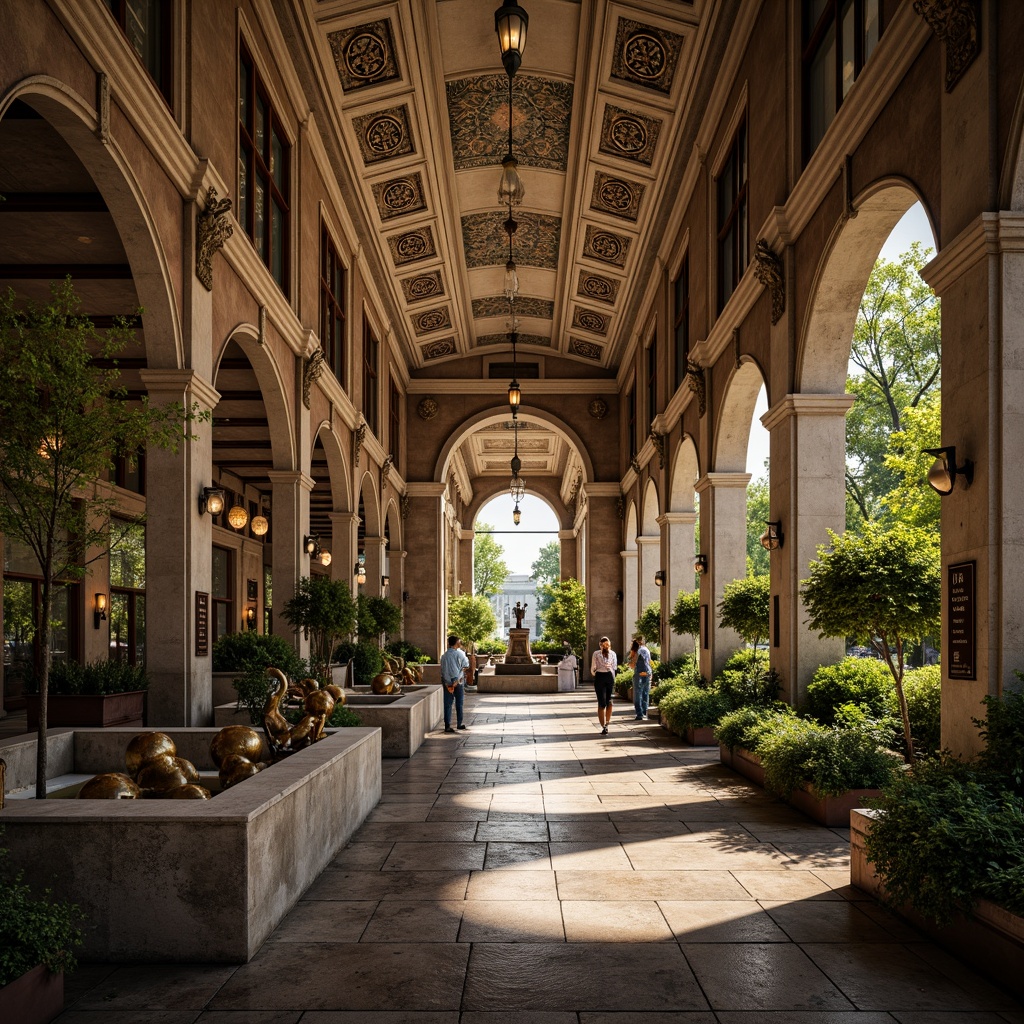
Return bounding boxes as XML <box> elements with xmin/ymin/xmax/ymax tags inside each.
<box><xmin>948</xmin><ymin>561</ymin><xmax>975</xmax><ymax>680</ymax></box>
<box><xmin>195</xmin><ymin>591</ymin><xmax>209</xmax><ymax>657</ymax></box>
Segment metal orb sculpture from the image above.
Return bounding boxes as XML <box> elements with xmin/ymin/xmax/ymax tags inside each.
<box><xmin>125</xmin><ymin>732</ymin><xmax>176</xmax><ymax>775</ymax></box>
<box><xmin>137</xmin><ymin>759</ymin><xmax>192</xmax><ymax>794</ymax></box>
<box><xmin>78</xmin><ymin>772</ymin><xmax>141</xmax><ymax>800</ymax></box>
<box><xmin>209</xmin><ymin>725</ymin><xmax>263</xmax><ymax>768</ymax></box>
<box><xmin>325</xmin><ymin>683</ymin><xmax>346</xmax><ymax>706</ymax></box>
<box><xmin>165</xmin><ymin>783</ymin><xmax>212</xmax><ymax>800</ymax></box>
<box><xmin>371</xmin><ymin>657</ymin><xmax>402</xmax><ymax>694</ymax></box>
<box><xmin>220</xmin><ymin>760</ymin><xmax>262</xmax><ymax>790</ymax></box>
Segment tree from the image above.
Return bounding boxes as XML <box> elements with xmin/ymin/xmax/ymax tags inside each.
<box><xmin>282</xmin><ymin>575</ymin><xmax>357</xmax><ymax>685</ymax></box>
<box><xmin>846</xmin><ymin>243</ymin><xmax>940</xmax><ymax>526</ymax></box>
<box><xmin>540</xmin><ymin>577</ymin><xmax>587</xmax><ymax>654</ymax></box>
<box><xmin>356</xmin><ymin>594</ymin><xmax>403</xmax><ymax>646</ymax></box>
<box><xmin>530</xmin><ymin>540</ymin><xmax>560</xmax><ymax>617</ymax></box>
<box><xmin>448</xmin><ymin>593</ymin><xmax>497</xmax><ymax>648</ymax></box>
<box><xmin>0</xmin><ymin>280</ymin><xmax>192</xmax><ymax>798</ymax></box>
<box><xmin>669</xmin><ymin>589</ymin><xmax>701</xmax><ymax>661</ymax></box>
<box><xmin>879</xmin><ymin>392</ymin><xmax>941</xmax><ymax>533</ymax></box>
<box><xmin>473</xmin><ymin>522</ymin><xmax>509</xmax><ymax>597</ymax></box>
<box><xmin>719</xmin><ymin>574</ymin><xmax>770</xmax><ymax>652</ymax></box>
<box><xmin>745</xmin><ymin>474</ymin><xmax>770</xmax><ymax>576</ymax></box>
<box><xmin>634</xmin><ymin>601</ymin><xmax>661</xmax><ymax>646</ymax></box>
<box><xmin>801</xmin><ymin>523</ymin><xmax>940</xmax><ymax>761</ymax></box>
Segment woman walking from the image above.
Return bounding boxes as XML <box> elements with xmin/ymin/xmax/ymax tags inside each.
<box><xmin>590</xmin><ymin>636</ymin><xmax>617</xmax><ymax>734</ymax></box>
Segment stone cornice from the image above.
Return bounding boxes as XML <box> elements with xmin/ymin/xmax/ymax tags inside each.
<box><xmin>658</xmin><ymin>512</ymin><xmax>698</xmax><ymax>526</ymax></box>
<box><xmin>922</xmin><ymin>212</ymin><xmax>1024</xmax><ymax>295</ymax></box>
<box><xmin>695</xmin><ymin>472</ymin><xmax>751</xmax><ymax>493</ymax></box>
<box><xmin>405</xmin><ymin>482</ymin><xmax>446</xmax><ymax>498</ymax></box>
<box><xmin>266</xmin><ymin>470</ymin><xmax>315</xmax><ymax>493</ymax></box>
<box><xmin>761</xmin><ymin>393</ymin><xmax>856</xmax><ymax>432</ymax></box>
<box><xmin>139</xmin><ymin>369</ymin><xmax>220</xmax><ymax>410</ymax></box>
<box><xmin>583</xmin><ymin>482</ymin><xmax>623</xmax><ymax>498</ymax></box>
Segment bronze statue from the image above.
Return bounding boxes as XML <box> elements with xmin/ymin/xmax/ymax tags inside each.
<box><xmin>513</xmin><ymin>601</ymin><xmax>527</xmax><ymax>629</ymax></box>
<box><xmin>262</xmin><ymin>667</ymin><xmax>335</xmax><ymax>756</ymax></box>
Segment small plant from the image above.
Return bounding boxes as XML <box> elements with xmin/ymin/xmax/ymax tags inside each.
<box><xmin>283</xmin><ymin>699</ymin><xmax>362</xmax><ymax>728</ymax></box>
<box><xmin>213</xmin><ymin>631</ymin><xmax>304</xmax><ymax>677</ymax></box>
<box><xmin>333</xmin><ymin>639</ymin><xmax>384</xmax><ymax>685</ymax></box>
<box><xmin>0</xmin><ymin>838</ymin><xmax>83</xmax><ymax>986</ymax></box>
<box><xmin>26</xmin><ymin>658</ymin><xmax>149</xmax><ymax>696</ymax></box>
<box><xmin>282</xmin><ymin>575</ymin><xmax>357</xmax><ymax>686</ymax></box>
<box><xmin>386</xmin><ymin>639</ymin><xmax>429</xmax><ymax>664</ymax></box>
<box><xmin>975</xmin><ymin>684</ymin><xmax>1024</xmax><ymax>795</ymax></box>
<box><xmin>713</xmin><ymin>649</ymin><xmax>777</xmax><ymax>710</ymax></box>
<box><xmin>659</xmin><ymin>684</ymin><xmax>731</xmax><ymax>734</ymax></box>
<box><xmin>803</xmin><ymin>657</ymin><xmax>893</xmax><ymax>725</ymax></box>
<box><xmin>715</xmin><ymin>705</ymin><xmax>794</xmax><ymax>752</ymax></box>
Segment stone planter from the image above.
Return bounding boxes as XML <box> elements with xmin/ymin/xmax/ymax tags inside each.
<box><xmin>720</xmin><ymin>745</ymin><xmax>878</xmax><ymax>826</ymax></box>
<box><xmin>0</xmin><ymin>964</ymin><xmax>63</xmax><ymax>1024</ymax></box>
<box><xmin>851</xmin><ymin>809</ymin><xmax>1024</xmax><ymax>999</ymax></box>
<box><xmin>25</xmin><ymin>691</ymin><xmax>145</xmax><ymax>729</ymax></box>
<box><xmin>684</xmin><ymin>724</ymin><xmax>716</xmax><ymax>746</ymax></box>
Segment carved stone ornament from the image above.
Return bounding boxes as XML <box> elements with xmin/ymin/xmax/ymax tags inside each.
<box><xmin>914</xmin><ymin>0</ymin><xmax>980</xmax><ymax>92</ymax></box>
<box><xmin>381</xmin><ymin>454</ymin><xmax>394</xmax><ymax>486</ymax></box>
<box><xmin>258</xmin><ymin>305</ymin><xmax>267</xmax><ymax>346</ymax></box>
<box><xmin>196</xmin><ymin>187</ymin><xmax>234</xmax><ymax>292</ymax></box>
<box><xmin>400</xmin><ymin>494</ymin><xmax>411</xmax><ymax>519</ymax></box>
<box><xmin>302</xmin><ymin>348</ymin><xmax>325</xmax><ymax>410</ymax></box>
<box><xmin>417</xmin><ymin>396</ymin><xmax>439</xmax><ymax>420</ymax></box>
<box><xmin>588</xmin><ymin>397</ymin><xmax>608</xmax><ymax>419</ymax></box>
<box><xmin>353</xmin><ymin>422</ymin><xmax>367</xmax><ymax>465</ymax></box>
<box><xmin>616</xmin><ymin>495</ymin><xmax>625</xmax><ymax>520</ymax></box>
<box><xmin>754</xmin><ymin>238</ymin><xmax>785</xmax><ymax>325</ymax></box>
<box><xmin>565</xmin><ymin>475</ymin><xmax>581</xmax><ymax>513</ymax></box>
<box><xmin>686</xmin><ymin>360</ymin><xmax>707</xmax><ymax>417</ymax></box>
<box><xmin>648</xmin><ymin>430</ymin><xmax>666</xmax><ymax>470</ymax></box>
<box><xmin>629</xmin><ymin>455</ymin><xmax>641</xmax><ymax>475</ymax></box>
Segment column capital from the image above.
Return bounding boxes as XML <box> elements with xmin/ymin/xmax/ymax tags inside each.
<box><xmin>761</xmin><ymin>393</ymin><xmax>856</xmax><ymax>431</ymax></box>
<box><xmin>922</xmin><ymin>211</ymin><xmax>1024</xmax><ymax>295</ymax></box>
<box><xmin>267</xmin><ymin>470</ymin><xmax>315</xmax><ymax>493</ymax></box>
<box><xmin>582</xmin><ymin>482</ymin><xmax>622</xmax><ymax>498</ymax></box>
<box><xmin>328</xmin><ymin>511</ymin><xmax>359</xmax><ymax>526</ymax></box>
<box><xmin>659</xmin><ymin>511</ymin><xmax>698</xmax><ymax>526</ymax></box>
<box><xmin>558</xmin><ymin>529</ymin><xmax>576</xmax><ymax>540</ymax></box>
<box><xmin>695</xmin><ymin>472</ymin><xmax>751</xmax><ymax>493</ymax></box>
<box><xmin>406</xmin><ymin>482</ymin><xmax>447</xmax><ymax>498</ymax></box>
<box><xmin>636</xmin><ymin>535</ymin><xmax>660</xmax><ymax>547</ymax></box>
<box><xmin>620</xmin><ymin>549</ymin><xmax>638</xmax><ymax>561</ymax></box>
<box><xmin>139</xmin><ymin>368</ymin><xmax>220</xmax><ymax>409</ymax></box>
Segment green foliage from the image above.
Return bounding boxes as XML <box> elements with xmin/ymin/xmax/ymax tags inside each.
<box><xmin>714</xmin><ymin>704</ymin><xmax>795</xmax><ymax>752</ymax></box>
<box><xmin>213</xmin><ymin>631</ymin><xmax>304</xmax><ymax>676</ymax></box>
<box><xmin>474</xmin><ymin>637</ymin><xmax>507</xmax><ymax>656</ymax></box>
<box><xmin>713</xmin><ymin>649</ymin><xmax>777</xmax><ymax>710</ymax></box>
<box><xmin>539</xmin><ymin>577</ymin><xmax>587</xmax><ymax>654</ymax></box>
<box><xmin>634</xmin><ymin>601</ymin><xmax>661</xmax><ymax>646</ymax></box>
<box><xmin>659</xmin><ymin>684</ymin><xmax>731</xmax><ymax>733</ymax></box>
<box><xmin>975</xmin><ymin>685</ymin><xmax>1024</xmax><ymax>795</ymax></box>
<box><xmin>473</xmin><ymin>523</ymin><xmax>509</xmax><ymax>597</ymax></box>
<box><xmin>668</xmin><ymin>589</ymin><xmax>701</xmax><ymax>655</ymax></box>
<box><xmin>718</xmin><ymin>574</ymin><xmax>770</xmax><ymax>648</ymax></box>
<box><xmin>25</xmin><ymin>658</ymin><xmax>149</xmax><ymax>696</ymax></box>
<box><xmin>0</xmin><ymin>839</ymin><xmax>83</xmax><ymax>985</ymax></box>
<box><xmin>530</xmin><ymin>540</ymin><xmax>561</xmax><ymax>616</ymax></box>
<box><xmin>357</xmin><ymin>595</ymin><xmax>403</xmax><ymax>642</ymax></box>
<box><xmin>879</xmin><ymin>392</ymin><xmax>941</xmax><ymax>532</ymax></box>
<box><xmin>902</xmin><ymin>665</ymin><xmax>942</xmax><ymax>756</ymax></box>
<box><xmin>802</xmin><ymin>522</ymin><xmax>940</xmax><ymax>759</ymax></box>
<box><xmin>333</xmin><ymin>640</ymin><xmax>385</xmax><ymax>685</ymax></box>
<box><xmin>447</xmin><ymin>593</ymin><xmax>498</xmax><ymax>647</ymax></box>
<box><xmin>745</xmin><ymin>474</ymin><xmax>770</xmax><ymax>576</ymax></box>
<box><xmin>282</xmin><ymin>576</ymin><xmax>357</xmax><ymax>686</ymax></box>
<box><xmin>653</xmin><ymin>657</ymin><xmax>699</xmax><ymax>685</ymax></box>
<box><xmin>385</xmin><ymin>639</ymin><xmax>429</xmax><ymax>664</ymax></box>
<box><xmin>650</xmin><ymin>670</ymin><xmax>697</xmax><ymax>706</ymax></box>
<box><xmin>614</xmin><ymin>666</ymin><xmax>633</xmax><ymax>699</ymax></box>
<box><xmin>804</xmin><ymin>657</ymin><xmax>894</xmax><ymax>725</ymax></box>
<box><xmin>865</xmin><ymin>756</ymin><xmax>1024</xmax><ymax>923</ymax></box>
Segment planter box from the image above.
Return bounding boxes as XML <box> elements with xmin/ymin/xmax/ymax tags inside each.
<box><xmin>0</xmin><ymin>965</ymin><xmax>63</xmax><ymax>1024</ymax></box>
<box><xmin>719</xmin><ymin>745</ymin><xmax>878</xmax><ymax>826</ymax></box>
<box><xmin>851</xmin><ymin>809</ymin><xmax>1024</xmax><ymax>1000</ymax></box>
<box><xmin>683</xmin><ymin>724</ymin><xmax>716</xmax><ymax>746</ymax></box>
<box><xmin>25</xmin><ymin>691</ymin><xmax>145</xmax><ymax>729</ymax></box>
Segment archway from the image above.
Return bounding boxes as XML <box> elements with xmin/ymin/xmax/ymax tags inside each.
<box><xmin>662</xmin><ymin>436</ymin><xmax>700</xmax><ymax>660</ymax></box>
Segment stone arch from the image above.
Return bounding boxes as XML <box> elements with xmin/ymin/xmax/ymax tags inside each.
<box><xmin>466</xmin><ymin>482</ymin><xmax>572</xmax><ymax>532</ymax></box>
<box><xmin>670</xmin><ymin>436</ymin><xmax>700</xmax><ymax>513</ymax></box>
<box><xmin>714</xmin><ymin>359</ymin><xmax>767</xmax><ymax>473</ymax></box>
<box><xmin>358</xmin><ymin>473</ymin><xmax>382</xmax><ymax>538</ymax></box>
<box><xmin>798</xmin><ymin>178</ymin><xmax>935</xmax><ymax>394</ymax></box>
<box><xmin>1</xmin><ymin>77</ymin><xmax>182</xmax><ymax>369</ymax></box>
<box><xmin>311</xmin><ymin>422</ymin><xmax>352</xmax><ymax>515</ymax></box>
<box><xmin>624</xmin><ymin>503</ymin><xmax>638</xmax><ymax>550</ymax></box>
<box><xmin>641</xmin><ymin>479</ymin><xmax>660</xmax><ymax>535</ymax></box>
<box><xmin>999</xmin><ymin>75</ymin><xmax>1024</xmax><ymax>210</ymax></box>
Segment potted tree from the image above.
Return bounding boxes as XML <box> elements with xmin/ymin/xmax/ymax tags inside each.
<box><xmin>281</xmin><ymin>575</ymin><xmax>357</xmax><ymax>687</ymax></box>
<box><xmin>24</xmin><ymin>659</ymin><xmax>148</xmax><ymax>728</ymax></box>
<box><xmin>0</xmin><ymin>281</ymin><xmax>194</xmax><ymax>797</ymax></box>
<box><xmin>0</xmin><ymin>839</ymin><xmax>82</xmax><ymax>1024</ymax></box>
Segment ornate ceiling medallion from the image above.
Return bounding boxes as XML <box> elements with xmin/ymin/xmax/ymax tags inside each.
<box><xmin>588</xmin><ymin>396</ymin><xmax>609</xmax><ymax>417</ymax></box>
<box><xmin>352</xmin><ymin>105</ymin><xmax>414</xmax><ymax>164</ymax></box>
<box><xmin>462</xmin><ymin>211</ymin><xmax>561</xmax><ymax>270</ymax></box>
<box><xmin>572</xmin><ymin>307</ymin><xmax>609</xmax><ymax>336</ymax></box>
<box><xmin>590</xmin><ymin>172</ymin><xmax>645</xmax><ymax>221</ymax></box>
<box><xmin>583</xmin><ymin>226</ymin><xmax>631</xmax><ymax>268</ymax></box>
<box><xmin>401</xmin><ymin>272</ymin><xmax>443</xmax><ymax>303</ymax></box>
<box><xmin>421</xmin><ymin>338</ymin><xmax>456</xmax><ymax>360</ymax></box>
<box><xmin>371</xmin><ymin>173</ymin><xmax>425</xmax><ymax>220</ymax></box>
<box><xmin>600</xmin><ymin>104</ymin><xmax>662</xmax><ymax>166</ymax></box>
<box><xmin>327</xmin><ymin>20</ymin><xmax>399</xmax><ymax>92</ymax></box>
<box><xmin>571</xmin><ymin>339</ymin><xmax>603</xmax><ymax>361</ymax></box>
<box><xmin>413</xmin><ymin>307</ymin><xmax>452</xmax><ymax>336</ymax></box>
<box><xmin>417</xmin><ymin>397</ymin><xmax>439</xmax><ymax>420</ymax></box>
<box><xmin>611</xmin><ymin>18</ymin><xmax>684</xmax><ymax>94</ymax></box>
<box><xmin>577</xmin><ymin>270</ymin><xmax>619</xmax><ymax>305</ymax></box>
<box><xmin>387</xmin><ymin>227</ymin><xmax>436</xmax><ymax>267</ymax></box>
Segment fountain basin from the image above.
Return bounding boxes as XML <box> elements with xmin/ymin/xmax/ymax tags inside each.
<box><xmin>0</xmin><ymin>726</ymin><xmax>381</xmax><ymax>963</ymax></box>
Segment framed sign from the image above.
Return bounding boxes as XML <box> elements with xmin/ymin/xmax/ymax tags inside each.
<box><xmin>947</xmin><ymin>561</ymin><xmax>975</xmax><ymax>680</ymax></box>
<box><xmin>195</xmin><ymin>591</ymin><xmax>209</xmax><ymax>657</ymax></box>
<box><xmin>246</xmin><ymin>578</ymin><xmax>258</xmax><ymax>601</ymax></box>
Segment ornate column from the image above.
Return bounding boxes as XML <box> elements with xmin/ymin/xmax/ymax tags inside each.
<box><xmin>620</xmin><ymin>549</ymin><xmax>638</xmax><ymax>645</ymax></box>
<box><xmin>403</xmin><ymin>482</ymin><xmax>446</xmax><ymax>660</ymax></box>
<box><xmin>363</xmin><ymin>535</ymin><xmax>388</xmax><ymax>597</ymax></box>
<box><xmin>762</xmin><ymin>394</ymin><xmax>853</xmax><ymax>705</ymax></box>
<box><xmin>695</xmin><ymin>472</ymin><xmax>750</xmax><ymax>678</ymax></box>
<box><xmin>658</xmin><ymin>511</ymin><xmax>697</xmax><ymax>660</ymax></box>
<box><xmin>458</xmin><ymin>528</ymin><xmax>475</xmax><ymax>596</ymax></box>
<box><xmin>328</xmin><ymin>511</ymin><xmax>360</xmax><ymax>588</ymax></box>
<box><xmin>558</xmin><ymin>528</ymin><xmax>578</xmax><ymax>579</ymax></box>
<box><xmin>267</xmin><ymin>469</ymin><xmax>314</xmax><ymax>657</ymax></box>
<box><xmin>139</xmin><ymin>369</ymin><xmax>220</xmax><ymax>726</ymax></box>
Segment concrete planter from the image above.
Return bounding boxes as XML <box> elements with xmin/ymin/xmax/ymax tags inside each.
<box><xmin>720</xmin><ymin>745</ymin><xmax>879</xmax><ymax>826</ymax></box>
<box><xmin>0</xmin><ymin>965</ymin><xmax>63</xmax><ymax>1024</ymax></box>
<box><xmin>684</xmin><ymin>724</ymin><xmax>716</xmax><ymax>746</ymax></box>
<box><xmin>25</xmin><ymin>691</ymin><xmax>145</xmax><ymax>729</ymax></box>
<box><xmin>851</xmin><ymin>809</ymin><xmax>1024</xmax><ymax>999</ymax></box>
<box><xmin>0</xmin><ymin>726</ymin><xmax>381</xmax><ymax>962</ymax></box>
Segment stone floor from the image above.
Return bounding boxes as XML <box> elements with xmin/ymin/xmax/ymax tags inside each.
<box><xmin>41</xmin><ymin>690</ymin><xmax>1024</xmax><ymax>1021</ymax></box>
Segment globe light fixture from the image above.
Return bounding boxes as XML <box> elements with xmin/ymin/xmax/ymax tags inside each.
<box><xmin>694</xmin><ymin>553</ymin><xmax>708</xmax><ymax>576</ymax></box>
<box><xmin>320</xmin><ymin>549</ymin><xmax>332</xmax><ymax>567</ymax></box>
<box><xmin>251</xmin><ymin>514</ymin><xmax>269</xmax><ymax>536</ymax></box>
<box><xmin>227</xmin><ymin>504</ymin><xmax>249</xmax><ymax>530</ymax></box>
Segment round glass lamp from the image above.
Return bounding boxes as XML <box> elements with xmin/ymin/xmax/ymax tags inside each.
<box><xmin>227</xmin><ymin>505</ymin><xmax>248</xmax><ymax>529</ymax></box>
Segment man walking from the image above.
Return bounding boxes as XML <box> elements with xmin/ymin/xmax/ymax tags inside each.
<box><xmin>440</xmin><ymin>634</ymin><xmax>470</xmax><ymax>733</ymax></box>
<box><xmin>632</xmin><ymin>635</ymin><xmax>653</xmax><ymax>720</ymax></box>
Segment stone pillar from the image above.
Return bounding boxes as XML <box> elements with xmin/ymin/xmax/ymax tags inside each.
<box><xmin>558</xmin><ymin>528</ymin><xmax>577</xmax><ymax>580</ymax></box>
<box><xmin>923</xmin><ymin>213</ymin><xmax>1024</xmax><ymax>754</ymax></box>
<box><xmin>458</xmin><ymin>529</ymin><xmax>474</xmax><ymax>596</ymax></box>
<box><xmin>139</xmin><ymin>369</ymin><xmax>220</xmax><ymax>726</ymax></box>
<box><xmin>404</xmin><ymin>483</ymin><xmax>446</xmax><ymax>660</ymax></box>
<box><xmin>364</xmin><ymin>535</ymin><xmax>387</xmax><ymax>597</ymax></box>
<box><xmin>696</xmin><ymin>472</ymin><xmax>750</xmax><ymax>678</ymax></box>
<box><xmin>621</xmin><ymin>549</ymin><xmax>638</xmax><ymax>644</ymax></box>
<box><xmin>267</xmin><ymin>469</ymin><xmax>314</xmax><ymax>658</ymax></box>
<box><xmin>762</xmin><ymin>395</ymin><xmax>853</xmax><ymax>705</ymax></box>
<box><xmin>328</xmin><ymin>511</ymin><xmax>360</xmax><ymax>591</ymax></box>
<box><xmin>636</xmin><ymin>535</ymin><xmax>660</xmax><ymax>639</ymax></box>
<box><xmin>658</xmin><ymin>511</ymin><xmax>697</xmax><ymax>660</ymax></box>
<box><xmin>580</xmin><ymin>485</ymin><xmax>622</xmax><ymax>675</ymax></box>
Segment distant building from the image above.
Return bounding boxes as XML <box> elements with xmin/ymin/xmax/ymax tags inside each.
<box><xmin>491</xmin><ymin>575</ymin><xmax>540</xmax><ymax>639</ymax></box>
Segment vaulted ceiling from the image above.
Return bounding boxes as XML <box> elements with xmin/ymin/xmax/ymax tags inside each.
<box><xmin>298</xmin><ymin>0</ymin><xmax>712</xmax><ymax>373</ymax></box>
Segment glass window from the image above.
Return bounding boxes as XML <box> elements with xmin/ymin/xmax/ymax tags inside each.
<box><xmin>110</xmin><ymin>520</ymin><xmax>146</xmax><ymax>665</ymax></box>
<box><xmin>389</xmin><ymin>379</ymin><xmax>401</xmax><ymax>466</ymax></box>
<box><xmin>105</xmin><ymin>0</ymin><xmax>172</xmax><ymax>103</ymax></box>
<box><xmin>716</xmin><ymin>117</ymin><xmax>748</xmax><ymax>314</ymax></box>
<box><xmin>321</xmin><ymin>227</ymin><xmax>347</xmax><ymax>386</ymax></box>
<box><xmin>647</xmin><ymin>336</ymin><xmax>658</xmax><ymax>428</ymax></box>
<box><xmin>211</xmin><ymin>546</ymin><xmax>233</xmax><ymax>641</ymax></box>
<box><xmin>363</xmin><ymin>321</ymin><xmax>379</xmax><ymax>436</ymax></box>
<box><xmin>673</xmin><ymin>255</ymin><xmax>690</xmax><ymax>391</ymax></box>
<box><xmin>238</xmin><ymin>43</ymin><xmax>290</xmax><ymax>294</ymax></box>
<box><xmin>114</xmin><ymin>448</ymin><xmax>145</xmax><ymax>494</ymax></box>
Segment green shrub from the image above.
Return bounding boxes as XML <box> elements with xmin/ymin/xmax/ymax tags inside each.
<box><xmin>386</xmin><ymin>639</ymin><xmax>430</xmax><ymax>664</ymax></box>
<box><xmin>283</xmin><ymin>699</ymin><xmax>362</xmax><ymax>728</ymax></box>
<box><xmin>803</xmin><ymin>657</ymin><xmax>893</xmax><ymax>724</ymax></box>
<box><xmin>35</xmin><ymin>658</ymin><xmax>150</xmax><ymax>696</ymax></box>
<box><xmin>651</xmin><ymin>670</ymin><xmax>699</xmax><ymax>706</ymax></box>
<box><xmin>902</xmin><ymin>665</ymin><xmax>942</xmax><ymax>757</ymax></box>
<box><xmin>653</xmin><ymin>657</ymin><xmax>696</xmax><ymax>683</ymax></box>
<box><xmin>475</xmin><ymin>637</ymin><xmax>507</xmax><ymax>656</ymax></box>
<box><xmin>659</xmin><ymin>684</ymin><xmax>731</xmax><ymax>734</ymax></box>
<box><xmin>714</xmin><ymin>704</ymin><xmax>794</xmax><ymax>751</ymax></box>
<box><xmin>975</xmin><ymin>684</ymin><xmax>1024</xmax><ymax>794</ymax></box>
<box><xmin>333</xmin><ymin>639</ymin><xmax>384</xmax><ymax>685</ymax></box>
<box><xmin>865</xmin><ymin>755</ymin><xmax>1024</xmax><ymax>923</ymax></box>
<box><xmin>213</xmin><ymin>631</ymin><xmax>304</xmax><ymax>676</ymax></box>
<box><xmin>713</xmin><ymin>650</ymin><xmax>777</xmax><ymax>710</ymax></box>
<box><xmin>0</xmin><ymin>840</ymin><xmax>82</xmax><ymax>986</ymax></box>
<box><xmin>614</xmin><ymin>666</ymin><xmax>633</xmax><ymax>699</ymax></box>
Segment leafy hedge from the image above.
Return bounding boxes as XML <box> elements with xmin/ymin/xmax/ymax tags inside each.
<box><xmin>658</xmin><ymin>685</ymin><xmax>731</xmax><ymax>733</ymax></box>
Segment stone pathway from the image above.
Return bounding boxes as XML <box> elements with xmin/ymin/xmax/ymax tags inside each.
<box><xmin>55</xmin><ymin>690</ymin><xmax>1023</xmax><ymax>1022</ymax></box>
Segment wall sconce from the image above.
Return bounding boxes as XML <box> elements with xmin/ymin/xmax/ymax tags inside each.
<box><xmin>923</xmin><ymin>446</ymin><xmax>973</xmax><ymax>496</ymax></box>
<box><xmin>759</xmin><ymin>521</ymin><xmax>784</xmax><ymax>551</ymax></box>
<box><xmin>227</xmin><ymin>504</ymin><xmax>249</xmax><ymax>530</ymax></box>
<box><xmin>354</xmin><ymin>557</ymin><xmax>367</xmax><ymax>585</ymax></box>
<box><xmin>304</xmin><ymin>535</ymin><xmax>318</xmax><ymax>556</ymax></box>
<box><xmin>93</xmin><ymin>593</ymin><xmax>107</xmax><ymax>629</ymax></box>
<box><xmin>251</xmin><ymin>514</ymin><xmax>269</xmax><ymax>537</ymax></box>
<box><xmin>654</xmin><ymin>570</ymin><xmax>666</xmax><ymax>587</ymax></box>
<box><xmin>244</xmin><ymin>606</ymin><xmax>256</xmax><ymax>631</ymax></box>
<box><xmin>320</xmin><ymin>550</ymin><xmax>332</xmax><ymax>567</ymax></box>
<box><xmin>402</xmin><ymin>590</ymin><xmax>410</xmax><ymax>603</ymax></box>
<box><xmin>694</xmin><ymin>553</ymin><xmax>708</xmax><ymax>576</ymax></box>
<box><xmin>615</xmin><ymin>590</ymin><xmax>623</xmax><ymax>602</ymax></box>
<box><xmin>381</xmin><ymin>574</ymin><xmax>390</xmax><ymax>590</ymax></box>
<box><xmin>199</xmin><ymin>486</ymin><xmax>225</xmax><ymax>516</ymax></box>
